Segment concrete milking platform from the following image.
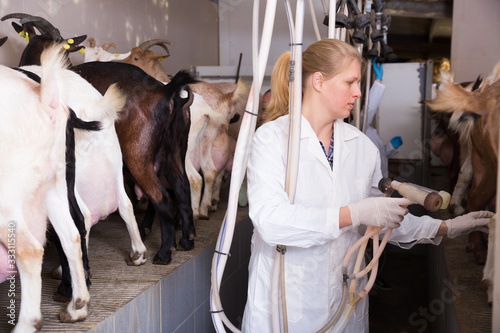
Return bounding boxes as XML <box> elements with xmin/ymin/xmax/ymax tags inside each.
<box><xmin>0</xmin><ymin>186</ymin><xmax>251</xmax><ymax>333</ymax></box>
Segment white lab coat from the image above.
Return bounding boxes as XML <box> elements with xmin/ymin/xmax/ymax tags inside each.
<box><xmin>242</xmin><ymin>115</ymin><xmax>443</xmax><ymax>332</ymax></box>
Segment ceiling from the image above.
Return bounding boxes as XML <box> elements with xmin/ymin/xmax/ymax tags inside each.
<box><xmin>382</xmin><ymin>0</ymin><xmax>453</xmax><ymax>61</ymax></box>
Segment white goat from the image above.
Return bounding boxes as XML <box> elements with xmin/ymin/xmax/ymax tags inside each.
<box><xmin>186</xmin><ymin>94</ymin><xmax>236</xmax><ymax>219</ymax></box>
<box><xmin>0</xmin><ymin>45</ymin><xmax>90</xmax><ymax>332</ymax></box>
<box><xmin>187</xmin><ymin>81</ymin><xmax>249</xmax><ymax>219</ymax></box>
<box><xmin>21</xmin><ymin>62</ymin><xmax>148</xmax><ymax>270</ymax></box>
<box><xmin>83</xmin><ymin>37</ymin><xmax>131</xmax><ymax>62</ymax></box>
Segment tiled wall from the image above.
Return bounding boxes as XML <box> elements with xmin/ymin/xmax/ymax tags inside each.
<box><xmin>88</xmin><ymin>217</ymin><xmax>253</xmax><ymax>333</ymax></box>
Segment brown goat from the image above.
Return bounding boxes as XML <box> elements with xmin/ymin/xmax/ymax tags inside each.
<box><xmin>122</xmin><ymin>39</ymin><xmax>172</xmax><ymax>83</ymax></box>
<box><xmin>426</xmin><ymin>63</ymin><xmax>500</xmax><ymax>303</ymax></box>
<box><xmin>122</xmin><ymin>39</ymin><xmax>251</xmax><ymax>220</ymax></box>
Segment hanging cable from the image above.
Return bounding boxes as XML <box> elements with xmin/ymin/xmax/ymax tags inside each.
<box><xmin>210</xmin><ymin>1</ymin><xmax>278</xmax><ymax>332</ymax></box>
<box><xmin>308</xmin><ymin>0</ymin><xmax>322</xmax><ymax>41</ymax></box>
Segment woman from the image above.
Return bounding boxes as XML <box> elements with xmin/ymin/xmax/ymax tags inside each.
<box><xmin>241</xmin><ymin>39</ymin><xmax>492</xmax><ymax>332</ymax></box>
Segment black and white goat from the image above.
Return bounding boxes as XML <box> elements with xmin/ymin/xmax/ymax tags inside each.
<box><xmin>0</xmin><ymin>45</ymin><xmax>90</xmax><ymax>333</ymax></box>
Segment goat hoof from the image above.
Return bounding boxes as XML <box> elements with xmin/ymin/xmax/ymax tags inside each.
<box><xmin>59</xmin><ymin>310</ymin><xmax>86</xmax><ymax>323</ymax></box>
<box><xmin>59</xmin><ymin>310</ymin><xmax>73</xmax><ymax>323</ymax></box>
<box><xmin>178</xmin><ymin>237</ymin><xmax>195</xmax><ymax>251</ymax></box>
<box><xmin>74</xmin><ymin>298</ymin><xmax>87</xmax><ymax>310</ymax></box>
<box><xmin>480</xmin><ymin>279</ymin><xmax>491</xmax><ymax>292</ymax></box>
<box><xmin>35</xmin><ymin>317</ymin><xmax>44</xmax><ymax>330</ymax></box>
<box><xmin>153</xmin><ymin>257</ymin><xmax>171</xmax><ymax>265</ymax></box>
<box><xmin>131</xmin><ymin>251</ymin><xmax>142</xmax><ymax>261</ymax></box>
<box><xmin>53</xmin><ymin>292</ymin><xmax>72</xmax><ymax>303</ymax></box>
<box><xmin>199</xmin><ymin>214</ymin><xmax>209</xmax><ymax>220</ymax></box>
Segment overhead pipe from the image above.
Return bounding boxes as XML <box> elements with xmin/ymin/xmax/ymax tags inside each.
<box><xmin>309</xmin><ymin>0</ymin><xmax>322</xmax><ymax>41</ymax></box>
<box><xmin>279</xmin><ymin>1</ymin><xmax>305</xmax><ymax>331</ymax></box>
<box><xmin>210</xmin><ymin>0</ymin><xmax>277</xmax><ymax>332</ymax></box>
<box><xmin>328</xmin><ymin>0</ymin><xmax>337</xmax><ymax>38</ymax></box>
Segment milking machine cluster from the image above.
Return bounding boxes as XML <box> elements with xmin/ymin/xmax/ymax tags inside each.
<box><xmin>323</xmin><ymin>0</ymin><xmax>397</xmax><ymax>62</ymax></box>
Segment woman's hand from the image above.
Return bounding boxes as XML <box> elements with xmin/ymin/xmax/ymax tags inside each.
<box><xmin>442</xmin><ymin>211</ymin><xmax>494</xmax><ymax>238</ymax></box>
<box><xmin>347</xmin><ymin>197</ymin><xmax>413</xmax><ymax>229</ymax></box>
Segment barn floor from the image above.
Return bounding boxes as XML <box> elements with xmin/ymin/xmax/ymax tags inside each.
<box><xmin>0</xmin><ymin>164</ymin><xmax>493</xmax><ymax>332</ymax></box>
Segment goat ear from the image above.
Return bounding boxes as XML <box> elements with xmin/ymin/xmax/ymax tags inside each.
<box><xmin>479</xmin><ymin>79</ymin><xmax>490</xmax><ymax>93</ymax></box>
<box><xmin>11</xmin><ymin>22</ymin><xmax>23</xmax><ymax>34</ymax></box>
<box><xmin>152</xmin><ymin>52</ymin><xmax>169</xmax><ymax>60</ymax></box>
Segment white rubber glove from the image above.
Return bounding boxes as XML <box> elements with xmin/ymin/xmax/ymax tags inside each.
<box><xmin>348</xmin><ymin>197</ymin><xmax>413</xmax><ymax>229</ymax></box>
<box><xmin>445</xmin><ymin>211</ymin><xmax>494</xmax><ymax>239</ymax></box>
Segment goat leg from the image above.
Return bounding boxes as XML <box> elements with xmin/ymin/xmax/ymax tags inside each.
<box><xmin>139</xmin><ymin>201</ymin><xmax>156</xmax><ymax>240</ymax></box>
<box><xmin>165</xmin><ymin>172</ymin><xmax>195</xmax><ymax>251</ymax></box>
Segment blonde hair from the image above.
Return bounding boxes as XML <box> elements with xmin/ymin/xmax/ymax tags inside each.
<box><xmin>264</xmin><ymin>39</ymin><xmax>363</xmax><ymax>123</ymax></box>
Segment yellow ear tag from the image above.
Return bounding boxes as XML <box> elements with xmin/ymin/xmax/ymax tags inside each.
<box><xmin>19</xmin><ymin>31</ymin><xmax>29</xmax><ymax>42</ymax></box>
<box><xmin>68</xmin><ymin>38</ymin><xmax>74</xmax><ymax>44</ymax></box>
<box><xmin>159</xmin><ymin>57</ymin><xmax>164</xmax><ymax>61</ymax></box>
<box><xmin>63</xmin><ymin>44</ymin><xmax>70</xmax><ymax>50</ymax></box>
<box><xmin>79</xmin><ymin>48</ymin><xmax>85</xmax><ymax>54</ymax></box>
<box><xmin>115</xmin><ymin>54</ymin><xmax>119</xmax><ymax>57</ymax></box>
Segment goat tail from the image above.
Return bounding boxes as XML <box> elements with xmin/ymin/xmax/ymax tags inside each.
<box><xmin>101</xmin><ymin>83</ymin><xmax>127</xmax><ymax>122</ymax></box>
<box><xmin>169</xmin><ymin>70</ymin><xmax>198</xmax><ymax>88</ymax></box>
<box><xmin>68</xmin><ymin>109</ymin><xmax>101</xmax><ymax>131</ymax></box>
<box><xmin>40</xmin><ymin>43</ymin><xmax>70</xmax><ymax>74</ymax></box>
<box><xmin>39</xmin><ymin>43</ymin><xmax>70</xmax><ymax>118</ymax></box>
<box><xmin>234</xmin><ymin>78</ymin><xmax>251</xmax><ymax>100</ymax></box>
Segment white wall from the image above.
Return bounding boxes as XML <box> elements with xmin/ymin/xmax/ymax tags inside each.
<box><xmin>377</xmin><ymin>62</ymin><xmax>426</xmax><ymax>161</ymax></box>
<box><xmin>451</xmin><ymin>0</ymin><xmax>500</xmax><ymax>82</ymax></box>
<box><xmin>1</xmin><ymin>1</ymin><xmax>340</xmax><ymax>85</ymax></box>
<box><xmin>218</xmin><ymin>0</ymin><xmax>331</xmax><ymax>75</ymax></box>
<box><xmin>0</xmin><ymin>0</ymin><xmax>219</xmax><ymax>74</ymax></box>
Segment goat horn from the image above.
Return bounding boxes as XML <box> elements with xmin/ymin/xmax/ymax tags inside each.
<box><xmin>138</xmin><ymin>39</ymin><xmax>173</xmax><ymax>51</ymax></box>
<box><xmin>101</xmin><ymin>41</ymin><xmax>117</xmax><ymax>51</ymax></box>
<box><xmin>20</xmin><ymin>16</ymin><xmax>62</xmax><ymax>41</ymax></box>
<box><xmin>86</xmin><ymin>37</ymin><xmax>96</xmax><ymax>48</ymax></box>
<box><xmin>1</xmin><ymin>13</ymin><xmax>33</xmax><ymax>22</ymax></box>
